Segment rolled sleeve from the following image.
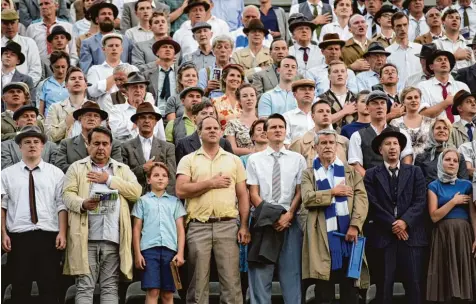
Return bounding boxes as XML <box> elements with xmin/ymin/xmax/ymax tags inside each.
<box><xmin>173</xmin><ymin>199</ymin><xmax>187</xmax><ymax>219</ymax></box>
<box><xmin>235</xmin><ymin>157</ymin><xmax>247</xmax><ymax>183</ymax></box>
<box><xmin>347</xmin><ymin>131</ymin><xmax>363</xmax><ymax>165</ymax></box>
<box><xmin>131</xmin><ymin>198</ymin><xmax>144</xmax><ymax>219</ymax></box>
<box><xmin>176</xmin><ymin>154</ymin><xmax>192</xmax><ymax>177</ymax></box>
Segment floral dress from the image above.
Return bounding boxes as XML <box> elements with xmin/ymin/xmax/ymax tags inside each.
<box><xmin>224</xmin><ymin>119</ymin><xmax>253</xmax><ymax>149</ymax></box>
<box><xmin>212</xmin><ymin>94</ymin><xmax>242</xmax><ymax>130</ymax></box>
<box><xmin>390</xmin><ymin>116</ymin><xmax>434</xmax><ymax>157</ymax></box>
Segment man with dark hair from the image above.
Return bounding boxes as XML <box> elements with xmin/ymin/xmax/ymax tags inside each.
<box><xmin>341</xmin><ymin>90</ymin><xmax>371</xmax><ymax>139</ymax></box>
<box><xmin>371</xmin><ymin>6</ymin><xmax>396</xmax><ymax>47</ymax></box>
<box><xmin>63</xmin><ymin>125</ymin><xmax>142</xmax><ymax>304</ymax></box>
<box><xmin>124</xmin><ymin>0</ymin><xmax>154</xmax><ymax>43</ymax></box>
<box><xmin>405</xmin><ymin>0</ymin><xmax>428</xmax><ymax>41</ymax></box>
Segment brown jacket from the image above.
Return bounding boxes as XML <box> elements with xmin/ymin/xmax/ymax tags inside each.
<box><xmin>370</xmin><ymin>33</ymin><xmax>396</xmax><ymax>48</ymax></box>
<box><xmin>414</xmin><ymin>32</ymin><xmax>434</xmax><ymax>45</ymax></box>
<box><xmin>301</xmin><ymin>165</ymin><xmax>370</xmax><ymax>285</ymax></box>
<box><xmin>342</xmin><ymin>37</ymin><xmax>370</xmax><ymax>68</ymax></box>
<box><xmin>231</xmin><ymin>47</ymin><xmax>273</xmax><ymax>81</ymax></box>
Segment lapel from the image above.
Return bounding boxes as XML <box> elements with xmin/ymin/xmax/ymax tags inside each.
<box><xmin>11</xmin><ymin>70</ymin><xmax>23</xmax><ymax>82</ymax></box>
<box><xmin>132</xmin><ymin>136</ymin><xmax>147</xmax><ymax>164</ymax></box>
<box><xmin>2</xmin><ymin>113</ymin><xmax>16</xmax><ymax>130</ymax></box>
<box><xmin>150</xmin><ymin>70</ymin><xmax>160</xmax><ymax>99</ymax></box>
<box><xmin>274</xmin><ymin>8</ymin><xmax>285</xmax><ymax>35</ymax></box>
<box><xmin>454</xmin><ymin>121</ymin><xmax>469</xmax><ymax>140</ymax></box>
<box><xmin>266</xmin><ymin>66</ymin><xmax>278</xmax><ymax>86</ymax></box>
<box><xmin>32</xmin><ymin>0</ymin><xmax>40</xmax><ymax>11</ymax></box>
<box><xmin>12</xmin><ymin>141</ymin><xmax>21</xmax><ymax>163</ymax></box>
<box><xmin>470</xmin><ymin>64</ymin><xmax>476</xmax><ymax>78</ymax></box>
<box><xmin>397</xmin><ymin>164</ymin><xmax>411</xmax><ymax>198</ymax></box>
<box><xmin>425</xmin><ymin>32</ymin><xmax>432</xmax><ymax>44</ymax></box>
<box><xmin>150</xmin><ymin>136</ymin><xmax>162</xmax><ymax>160</ymax></box>
<box><xmin>73</xmin><ymin>135</ymin><xmax>88</xmax><ymax>159</ymax></box>
<box><xmin>375</xmin><ymin>164</ymin><xmax>393</xmax><ymax>200</ymax></box>
<box><xmin>190</xmin><ymin>131</ymin><xmax>201</xmax><ymax>151</ymax></box>
<box><xmin>298</xmin><ymin>2</ymin><xmax>313</xmax><ymax>20</ymax></box>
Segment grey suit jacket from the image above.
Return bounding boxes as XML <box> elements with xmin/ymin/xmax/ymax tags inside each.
<box><xmin>252</xmin><ymin>65</ymin><xmax>278</xmax><ymax>100</ymax></box>
<box><xmin>298</xmin><ymin>2</ymin><xmax>333</xmax><ymax>22</ymax></box>
<box><xmin>274</xmin><ymin>7</ymin><xmax>290</xmax><ymax>43</ymax></box>
<box><xmin>122</xmin><ymin>136</ymin><xmax>176</xmax><ymax>194</ymax></box>
<box><xmin>54</xmin><ymin>134</ymin><xmax>123</xmax><ymax>173</ymax></box>
<box><xmin>131</xmin><ymin>39</ymin><xmax>158</xmax><ymax>72</ymax></box>
<box><xmin>1</xmin><ymin>139</ymin><xmax>57</xmax><ymax>169</ymax></box>
<box><xmin>19</xmin><ymin>0</ymin><xmax>70</xmax><ymax>27</ymax></box>
<box><xmin>12</xmin><ymin>70</ymin><xmax>36</xmax><ymax>106</ymax></box>
<box><xmin>120</xmin><ymin>0</ymin><xmax>170</xmax><ymax>33</ymax></box>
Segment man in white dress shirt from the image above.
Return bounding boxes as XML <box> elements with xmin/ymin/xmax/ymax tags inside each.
<box><xmin>364</xmin><ymin>0</ymin><xmax>383</xmax><ymax>39</ymax></box>
<box><xmin>418</xmin><ymin>49</ymin><xmax>470</xmax><ymax>122</ymax></box>
<box><xmin>404</xmin><ymin>0</ymin><xmax>429</xmax><ymax>41</ymax></box>
<box><xmin>386</xmin><ymin>12</ymin><xmax>423</xmax><ymax>87</ymax></box>
<box><xmin>455</xmin><ymin>0</ymin><xmax>476</xmax><ymax>41</ymax></box>
<box><xmin>1</xmin><ymin>125</ymin><xmax>66</xmax><ymax>304</ymax></box>
<box><xmin>434</xmin><ymin>8</ymin><xmax>475</xmax><ymax>71</ymax></box>
<box><xmin>1</xmin><ymin>9</ymin><xmax>42</xmax><ymax>86</ymax></box>
<box><xmin>283</xmin><ymin>79</ymin><xmax>316</xmax><ymax>145</ymax></box>
<box><xmin>319</xmin><ymin>0</ymin><xmax>353</xmax><ymax>42</ymax></box>
<box><xmin>405</xmin><ymin>43</ymin><xmax>437</xmax><ymax>87</ymax></box>
<box><xmin>124</xmin><ymin>0</ymin><xmax>154</xmax><ymax>43</ymax></box>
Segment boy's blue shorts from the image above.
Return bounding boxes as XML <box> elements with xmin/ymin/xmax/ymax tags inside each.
<box><xmin>140</xmin><ymin>246</ymin><xmax>176</xmax><ymax>292</ymax></box>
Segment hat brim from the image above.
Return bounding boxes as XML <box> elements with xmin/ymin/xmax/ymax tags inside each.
<box><xmin>73</xmin><ymin>107</ymin><xmax>109</xmax><ymax>120</ymax></box>
<box><xmin>89</xmin><ymin>2</ymin><xmax>119</xmax><ymax>20</ymax></box>
<box><xmin>243</xmin><ymin>27</ymin><xmax>269</xmax><ymax>35</ymax></box>
<box><xmin>15</xmin><ymin>132</ymin><xmax>47</xmax><ymax>145</ymax></box>
<box><xmin>292</xmin><ymin>83</ymin><xmax>316</xmax><ymax>92</ymax></box>
<box><xmin>13</xmin><ymin>106</ymin><xmax>39</xmax><ymax>121</ymax></box>
<box><xmin>130</xmin><ymin>111</ymin><xmax>162</xmax><ymax>123</ymax></box>
<box><xmin>152</xmin><ymin>40</ymin><xmax>181</xmax><ymax>56</ymax></box>
<box><xmin>374</xmin><ymin>7</ymin><xmax>397</xmax><ymax>26</ymax></box>
<box><xmin>1</xmin><ymin>47</ymin><xmax>26</xmax><ymax>66</ymax></box>
<box><xmin>318</xmin><ymin>39</ymin><xmax>346</xmax><ymax>49</ymax></box>
<box><xmin>123</xmin><ymin>80</ymin><xmax>150</xmax><ymax>87</ymax></box>
<box><xmin>2</xmin><ymin>83</ymin><xmax>28</xmax><ymax>95</ymax></box>
<box><xmin>289</xmin><ymin>21</ymin><xmax>317</xmax><ymax>33</ymax></box>
<box><xmin>47</xmin><ymin>30</ymin><xmax>72</xmax><ymax>42</ymax></box>
<box><xmin>426</xmin><ymin>51</ymin><xmax>456</xmax><ymax>73</ymax></box>
<box><xmin>180</xmin><ymin>87</ymin><xmax>205</xmax><ymax>99</ymax></box>
<box><xmin>183</xmin><ymin>1</ymin><xmax>211</xmax><ymax>14</ymax></box>
<box><xmin>371</xmin><ymin>131</ymin><xmax>407</xmax><ymax>155</ymax></box>
<box><xmin>364</xmin><ymin>50</ymin><xmax>391</xmax><ymax>57</ymax></box>
<box><xmin>191</xmin><ymin>25</ymin><xmax>212</xmax><ymax>33</ymax></box>
<box><xmin>451</xmin><ymin>92</ymin><xmax>476</xmax><ymax>115</ymax></box>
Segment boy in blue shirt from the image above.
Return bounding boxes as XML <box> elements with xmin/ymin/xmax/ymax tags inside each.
<box><xmin>132</xmin><ymin>163</ymin><xmax>186</xmax><ymax>304</ymax></box>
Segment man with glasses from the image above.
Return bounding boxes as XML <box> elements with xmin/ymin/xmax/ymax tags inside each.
<box><xmin>371</xmin><ymin>6</ymin><xmax>396</xmax><ymax>48</ymax></box>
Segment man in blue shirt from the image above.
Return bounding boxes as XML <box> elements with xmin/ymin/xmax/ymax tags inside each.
<box><xmin>354</xmin><ymin>41</ymin><xmax>390</xmax><ymax>92</ymax></box>
<box><xmin>211</xmin><ymin>0</ymin><xmax>244</xmax><ymax>31</ymax></box>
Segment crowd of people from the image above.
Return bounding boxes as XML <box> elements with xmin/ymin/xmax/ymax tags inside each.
<box><xmin>2</xmin><ymin>0</ymin><xmax>476</xmax><ymax>303</ymax></box>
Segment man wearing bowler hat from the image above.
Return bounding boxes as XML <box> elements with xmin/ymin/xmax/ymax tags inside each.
<box><xmin>364</xmin><ymin>128</ymin><xmax>427</xmax><ymax>304</ymax></box>
<box><xmin>448</xmin><ymin>90</ymin><xmax>476</xmax><ymax>148</ymax></box>
<box><xmin>456</xmin><ymin>35</ymin><xmax>476</xmax><ymax>94</ymax></box>
<box><xmin>405</xmin><ymin>43</ymin><xmax>437</xmax><ymax>86</ymax></box>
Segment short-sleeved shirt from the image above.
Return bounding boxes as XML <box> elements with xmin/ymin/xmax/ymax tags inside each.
<box><xmin>132</xmin><ymin>192</ymin><xmax>186</xmax><ymax>252</ymax></box>
<box><xmin>176</xmin><ymin>147</ymin><xmax>246</xmax><ymax>223</ymax></box>
<box><xmin>41</xmin><ymin>77</ymin><xmax>69</xmax><ymax>117</ymax></box>
<box><xmin>428</xmin><ymin>179</ymin><xmax>471</xmax><ymax>220</ymax></box>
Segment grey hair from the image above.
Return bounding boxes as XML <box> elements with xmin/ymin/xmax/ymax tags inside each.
<box><xmin>313</xmin><ymin>129</ymin><xmax>338</xmax><ymax>145</ymax></box>
<box><xmin>113</xmin><ymin>64</ymin><xmax>136</xmax><ymax>75</ymax></box>
<box><xmin>425</xmin><ymin>7</ymin><xmax>441</xmax><ymax>19</ymax></box>
<box><xmin>212</xmin><ymin>35</ymin><xmax>235</xmax><ymax>49</ymax></box>
<box><xmin>243</xmin><ymin>5</ymin><xmax>260</xmax><ymax>17</ymax></box>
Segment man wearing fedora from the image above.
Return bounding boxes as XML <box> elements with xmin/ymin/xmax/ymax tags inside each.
<box><xmin>342</xmin><ymin>15</ymin><xmax>371</xmax><ymax>72</ymax></box>
<box><xmin>1</xmin><ymin>9</ymin><xmax>42</xmax><ymax>86</ymax></box>
<box><xmin>414</xmin><ymin>7</ymin><xmax>444</xmax><ymax>45</ymax></box>
<box><xmin>54</xmin><ymin>101</ymin><xmax>123</xmax><ymax>173</ymax></box>
<box><xmin>42</xmin><ymin>24</ymin><xmax>79</xmax><ymax>76</ymax></box>
<box><xmin>364</xmin><ymin>129</ymin><xmax>427</xmax><ymax>304</ymax></box>
<box><xmin>1</xmin><ymin>41</ymin><xmax>36</xmax><ymax>106</ymax></box>
<box><xmin>110</xmin><ymin>72</ymin><xmax>166</xmax><ymax>142</ymax></box>
<box><xmin>355</xmin><ymin>41</ymin><xmax>390</xmax><ymax>91</ymax></box>
<box><xmin>405</xmin><ymin>43</ymin><xmax>437</xmax><ymax>87</ymax></box>
<box><xmin>370</xmin><ymin>6</ymin><xmax>396</xmax><ymax>48</ymax></box>
<box><xmin>80</xmin><ymin>0</ymin><xmax>133</xmax><ymax>73</ymax></box>
<box><xmin>2</xmin><ymin>105</ymin><xmax>57</xmax><ymax>169</ymax></box>
<box><xmin>231</xmin><ymin>19</ymin><xmax>273</xmax><ymax>81</ymax></box>
<box><xmin>418</xmin><ymin>50</ymin><xmax>470</xmax><ymax>122</ymax></box>
<box><xmin>182</xmin><ymin>22</ymin><xmax>216</xmax><ymax>71</ymax></box>
<box><xmin>455</xmin><ymin>36</ymin><xmax>476</xmax><ymax>94</ymax></box>
<box><xmin>119</xmin><ymin>0</ymin><xmax>169</xmax><ymax>34</ymax></box>
<box><xmin>121</xmin><ymin>102</ymin><xmax>176</xmax><ymax>194</ymax></box>
<box><xmin>230</xmin><ymin>5</ymin><xmax>272</xmax><ymax>51</ymax></box>
<box><xmin>448</xmin><ymin>90</ymin><xmax>476</xmax><ymax>148</ymax></box>
<box><xmin>1</xmin><ymin>125</ymin><xmax>67</xmax><ymax>304</ymax></box>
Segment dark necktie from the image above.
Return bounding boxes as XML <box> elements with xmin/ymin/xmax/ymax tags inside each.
<box><xmin>466</xmin><ymin>123</ymin><xmax>473</xmax><ymax>141</ymax></box>
<box><xmin>415</xmin><ymin>20</ymin><xmax>421</xmax><ymax>38</ymax></box>
<box><xmin>371</xmin><ymin>17</ymin><xmax>377</xmax><ymax>37</ymax></box>
<box><xmin>312</xmin><ymin>4</ymin><xmax>323</xmax><ymax>39</ymax></box>
<box><xmin>464</xmin><ymin>7</ymin><xmax>470</xmax><ymax>28</ymax></box>
<box><xmin>389</xmin><ymin>167</ymin><xmax>398</xmax><ymax>217</ymax></box>
<box><xmin>159</xmin><ymin>69</ymin><xmax>171</xmax><ymax>100</ymax></box>
<box><xmin>300</xmin><ymin>47</ymin><xmax>309</xmax><ymax>64</ymax></box>
<box><xmin>26</xmin><ymin>166</ymin><xmax>40</xmax><ymax>224</ymax></box>
<box><xmin>46</xmin><ymin>23</ymin><xmax>53</xmax><ymax>54</ymax></box>
<box><xmin>439</xmin><ymin>83</ymin><xmax>454</xmax><ymax>123</ymax></box>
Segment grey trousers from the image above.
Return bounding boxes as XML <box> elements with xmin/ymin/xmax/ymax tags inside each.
<box><xmin>75</xmin><ymin>241</ymin><xmax>120</xmax><ymax>304</ymax></box>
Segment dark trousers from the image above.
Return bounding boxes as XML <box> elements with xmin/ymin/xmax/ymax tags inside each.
<box><xmin>313</xmin><ymin>259</ymin><xmax>359</xmax><ymax>304</ymax></box>
<box><xmin>8</xmin><ymin>230</ymin><xmax>61</xmax><ymax>304</ymax></box>
<box><xmin>371</xmin><ymin>241</ymin><xmax>425</xmax><ymax>304</ymax></box>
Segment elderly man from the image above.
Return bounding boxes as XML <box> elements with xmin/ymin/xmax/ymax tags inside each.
<box><xmin>54</xmin><ymin>101</ymin><xmax>123</xmax><ymax>173</ymax></box>
<box><xmin>62</xmin><ymin>126</ymin><xmax>142</xmax><ymax>304</ymax></box>
<box><xmin>124</xmin><ymin>0</ymin><xmax>154</xmax><ymax>43</ymax></box>
<box><xmin>2</xmin><ymin>105</ymin><xmax>57</xmax><ymax>169</ymax></box>
<box><xmin>2</xmin><ymin>82</ymin><xmax>34</xmax><ymax>141</ymax></box>
<box><xmin>19</xmin><ymin>0</ymin><xmax>70</xmax><ymax>26</ymax></box>
<box><xmin>354</xmin><ymin>42</ymin><xmax>390</xmax><ymax>92</ymax></box>
<box><xmin>182</xmin><ymin>22</ymin><xmax>216</xmax><ymax>71</ymax></box>
<box><xmin>109</xmin><ymin>73</ymin><xmax>165</xmax><ymax>141</ymax></box>
<box><xmin>301</xmin><ymin>129</ymin><xmax>369</xmax><ymax>304</ymax></box>
<box><xmin>405</xmin><ymin>0</ymin><xmax>428</xmax><ymax>41</ymax></box>
<box><xmin>176</xmin><ymin>116</ymin><xmax>250</xmax><ymax>304</ymax></box>
<box><xmin>1</xmin><ymin>125</ymin><xmax>66</xmax><ymax>304</ymax></box>
<box><xmin>414</xmin><ymin>7</ymin><xmax>444</xmax><ymax>44</ymax></box>
<box><xmin>1</xmin><ymin>9</ymin><xmax>42</xmax><ymax>86</ymax></box>
<box><xmin>364</xmin><ymin>129</ymin><xmax>427</xmax><ymax>304</ymax></box>
<box><xmin>122</xmin><ymin>102</ymin><xmax>176</xmax><ymax>194</ymax></box>
<box><xmin>342</xmin><ymin>14</ymin><xmax>371</xmax><ymax>73</ymax></box>
<box><xmin>230</xmin><ymin>5</ymin><xmax>272</xmax><ymax>50</ymax></box>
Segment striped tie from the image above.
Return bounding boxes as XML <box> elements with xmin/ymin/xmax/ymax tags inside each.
<box><xmin>272</xmin><ymin>153</ymin><xmax>281</xmax><ymax>203</ymax></box>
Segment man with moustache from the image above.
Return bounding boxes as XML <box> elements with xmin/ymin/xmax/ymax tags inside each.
<box><xmin>414</xmin><ymin>7</ymin><xmax>444</xmax><ymax>44</ymax></box>
<box><xmin>80</xmin><ymin>0</ymin><xmax>133</xmax><ymax>73</ymax></box>
<box><xmin>355</xmin><ymin>42</ymin><xmax>390</xmax><ymax>92</ymax></box>
<box><xmin>342</xmin><ymin>14</ymin><xmax>372</xmax><ymax>73</ymax></box>
<box><xmin>364</xmin><ymin>0</ymin><xmax>383</xmax><ymax>39</ymax></box>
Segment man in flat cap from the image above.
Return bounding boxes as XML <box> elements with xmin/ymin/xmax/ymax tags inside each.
<box><xmin>183</xmin><ymin>22</ymin><xmax>216</xmax><ymax>71</ymax></box>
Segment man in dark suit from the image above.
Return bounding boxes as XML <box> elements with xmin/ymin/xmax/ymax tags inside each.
<box><xmin>120</xmin><ymin>0</ymin><xmax>169</xmax><ymax>34</ymax></box>
<box><xmin>122</xmin><ymin>102</ymin><xmax>176</xmax><ymax>195</ymax></box>
<box><xmin>175</xmin><ymin>100</ymin><xmax>233</xmax><ymax>164</ymax></box>
<box><xmin>456</xmin><ymin>37</ymin><xmax>476</xmax><ymax>93</ymax></box>
<box><xmin>54</xmin><ymin>101</ymin><xmax>122</xmax><ymax>173</ymax></box>
<box><xmin>364</xmin><ymin>129</ymin><xmax>427</xmax><ymax>304</ymax></box>
<box><xmin>18</xmin><ymin>0</ymin><xmax>70</xmax><ymax>27</ymax></box>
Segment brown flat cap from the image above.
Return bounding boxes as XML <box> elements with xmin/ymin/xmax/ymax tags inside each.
<box><xmin>292</xmin><ymin>79</ymin><xmax>316</xmax><ymax>92</ymax></box>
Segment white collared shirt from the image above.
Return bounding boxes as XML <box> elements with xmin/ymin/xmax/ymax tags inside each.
<box><xmin>1</xmin><ymin>160</ymin><xmax>66</xmax><ymax>233</ymax></box>
<box><xmin>319</xmin><ymin>21</ymin><xmax>353</xmax><ymax>42</ymax></box>
<box><xmin>125</xmin><ymin>25</ymin><xmax>154</xmax><ymax>44</ymax></box>
<box><xmin>156</xmin><ymin>66</ymin><xmax>177</xmax><ymax>116</ymax></box>
<box><xmin>434</xmin><ymin>35</ymin><xmax>475</xmax><ymax>71</ymax></box>
<box><xmin>384</xmin><ymin>161</ymin><xmax>401</xmax><ymax>177</ymax></box>
<box><xmin>404</xmin><ymin>71</ymin><xmax>430</xmax><ymax>87</ymax></box>
<box><xmin>283</xmin><ymin>107</ymin><xmax>315</xmax><ymax>145</ymax></box>
<box><xmin>417</xmin><ymin>75</ymin><xmax>470</xmax><ymax>121</ymax></box>
<box><xmin>305</xmin><ymin>65</ymin><xmax>357</xmax><ymax>95</ymax></box>
<box><xmin>87</xmin><ymin>61</ymin><xmax>139</xmax><ymax>98</ymax></box>
<box><xmin>408</xmin><ymin>15</ymin><xmax>429</xmax><ymax>42</ymax></box>
<box><xmin>108</xmin><ymin>102</ymin><xmax>166</xmax><ymax>142</ymax></box>
<box><xmin>386</xmin><ymin>42</ymin><xmax>423</xmax><ymax>87</ymax></box>
<box><xmin>365</xmin><ymin>14</ymin><xmax>381</xmax><ymax>40</ymax></box>
<box><xmin>1</xmin><ymin>34</ymin><xmax>42</xmax><ymax>86</ymax></box>
<box><xmin>348</xmin><ymin>123</ymin><xmax>414</xmax><ymax>165</ymax></box>
<box><xmin>460</xmin><ymin>118</ymin><xmax>474</xmax><ymax>134</ymax></box>
<box><xmin>246</xmin><ymin>146</ymin><xmax>307</xmax><ymax>210</ymax></box>
<box><xmin>1</xmin><ymin>69</ymin><xmax>15</xmax><ymax>87</ymax></box>
<box><xmin>139</xmin><ymin>134</ymin><xmax>153</xmax><ymax>161</ymax></box>
<box><xmin>289</xmin><ymin>43</ymin><xmax>324</xmax><ymax>74</ymax></box>
<box><xmin>456</xmin><ymin>3</ymin><xmax>476</xmax><ymax>40</ymax></box>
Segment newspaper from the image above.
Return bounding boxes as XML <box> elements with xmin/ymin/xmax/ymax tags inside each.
<box><xmin>88</xmin><ymin>189</ymin><xmax>119</xmax><ymax>215</ymax></box>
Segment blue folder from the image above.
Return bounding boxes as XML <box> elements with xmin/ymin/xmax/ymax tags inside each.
<box><xmin>332</xmin><ymin>232</ymin><xmax>366</xmax><ymax>279</ymax></box>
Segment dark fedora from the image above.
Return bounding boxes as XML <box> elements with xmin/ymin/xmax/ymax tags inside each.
<box><xmin>371</xmin><ymin>128</ymin><xmax>407</xmax><ymax>155</ymax></box>
<box><xmin>426</xmin><ymin>50</ymin><xmax>456</xmax><ymax>73</ymax></box>
<box><xmin>73</xmin><ymin>101</ymin><xmax>108</xmax><ymax>120</ymax></box>
<box><xmin>452</xmin><ymin>90</ymin><xmax>476</xmax><ymax>115</ymax></box>
<box><xmin>152</xmin><ymin>37</ymin><xmax>181</xmax><ymax>55</ymax></box>
<box><xmin>288</xmin><ymin>13</ymin><xmax>317</xmax><ymax>33</ymax></box>
<box><xmin>15</xmin><ymin>125</ymin><xmax>47</xmax><ymax>145</ymax></box>
<box><xmin>318</xmin><ymin>33</ymin><xmax>345</xmax><ymax>49</ymax></box>
<box><xmin>183</xmin><ymin>0</ymin><xmax>210</xmax><ymax>14</ymax></box>
<box><xmin>130</xmin><ymin>102</ymin><xmax>162</xmax><ymax>123</ymax></box>
<box><xmin>13</xmin><ymin>105</ymin><xmax>39</xmax><ymax>121</ymax></box>
<box><xmin>180</xmin><ymin>86</ymin><xmax>204</xmax><ymax>99</ymax></box>
<box><xmin>88</xmin><ymin>0</ymin><xmax>119</xmax><ymax>20</ymax></box>
<box><xmin>415</xmin><ymin>43</ymin><xmax>437</xmax><ymax>59</ymax></box>
<box><xmin>1</xmin><ymin>41</ymin><xmax>25</xmax><ymax>65</ymax></box>
<box><xmin>122</xmin><ymin>72</ymin><xmax>150</xmax><ymax>87</ymax></box>
<box><xmin>243</xmin><ymin>19</ymin><xmax>269</xmax><ymax>36</ymax></box>
<box><xmin>47</xmin><ymin>25</ymin><xmax>72</xmax><ymax>42</ymax></box>
<box><xmin>364</xmin><ymin>42</ymin><xmax>391</xmax><ymax>57</ymax></box>
<box><xmin>374</xmin><ymin>6</ymin><xmax>397</xmax><ymax>25</ymax></box>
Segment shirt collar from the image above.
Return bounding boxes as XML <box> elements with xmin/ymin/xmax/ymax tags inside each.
<box><xmin>139</xmin><ymin>134</ymin><xmax>153</xmax><ymax>144</ymax></box>
<box><xmin>265</xmin><ymin>145</ymin><xmax>288</xmax><ymax>155</ymax></box>
<box><xmin>137</xmin><ymin>24</ymin><xmax>151</xmax><ymax>31</ymax></box>
<box><xmin>42</xmin><ymin>18</ymin><xmax>58</xmax><ymax>26</ymax></box>
<box><xmin>273</xmin><ymin>85</ymin><xmax>292</xmax><ymax>93</ymax></box>
<box><xmin>308</xmin><ymin>1</ymin><xmax>323</xmax><ymax>8</ymax></box>
<box><xmin>196</xmin><ymin>146</ymin><xmax>226</xmax><ymax>158</ymax></box>
<box><xmin>460</xmin><ymin>118</ymin><xmax>472</xmax><ymax>126</ymax></box>
<box><xmin>91</xmin><ymin>158</ymin><xmax>113</xmax><ymax>169</ymax></box>
<box><xmin>409</xmin><ymin>14</ymin><xmax>425</xmax><ymax>22</ymax></box>
<box><xmin>441</xmin><ymin>33</ymin><xmax>465</xmax><ymax>42</ymax></box>
<box><xmin>2</xmin><ymin>69</ymin><xmax>15</xmax><ymax>76</ymax></box>
<box><xmin>101</xmin><ymin>60</ymin><xmax>123</xmax><ymax>68</ymax></box>
<box><xmin>20</xmin><ymin>159</ymin><xmax>45</xmax><ymax>171</ymax></box>
<box><xmin>147</xmin><ymin>191</ymin><xmax>171</xmax><ymax>199</ymax></box>
<box><xmin>431</xmin><ymin>75</ymin><xmax>454</xmax><ymax>85</ymax></box>
<box><xmin>384</xmin><ymin>161</ymin><xmax>400</xmax><ymax>174</ymax></box>
<box><xmin>370</xmin><ymin>123</ymin><xmax>388</xmax><ymax>134</ymax></box>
